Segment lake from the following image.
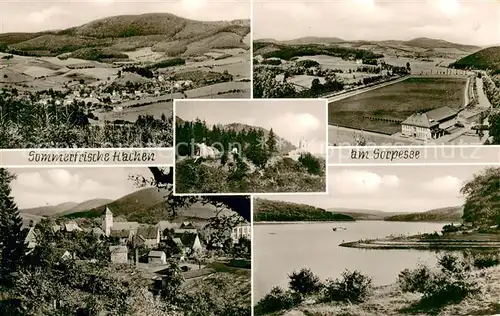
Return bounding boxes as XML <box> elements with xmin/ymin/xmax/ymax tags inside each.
<box><xmin>254</xmin><ymin>221</ymin><xmax>446</xmax><ymax>302</ymax></box>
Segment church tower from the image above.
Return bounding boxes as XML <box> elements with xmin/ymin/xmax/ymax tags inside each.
<box><xmin>102</xmin><ymin>207</ymin><xmax>113</xmax><ymax>237</ymax></box>
<box><xmin>298</xmin><ymin>137</ymin><xmax>308</xmax><ymax>151</ymax></box>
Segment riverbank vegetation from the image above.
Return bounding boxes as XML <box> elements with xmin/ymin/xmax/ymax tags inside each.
<box><xmin>256</xmin><ymin>252</ymin><xmax>500</xmax><ymax>316</ymax></box>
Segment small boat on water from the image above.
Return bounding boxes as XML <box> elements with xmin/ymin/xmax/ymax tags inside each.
<box><xmin>333</xmin><ymin>227</ymin><xmax>347</xmax><ymax>232</ymax></box>
<box><xmin>269</xmin><ymin>232</ymin><xmax>276</xmax><ymax>235</ymax></box>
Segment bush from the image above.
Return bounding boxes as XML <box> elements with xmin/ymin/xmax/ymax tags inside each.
<box><xmin>322</xmin><ymin>270</ymin><xmax>372</xmax><ymax>303</ymax></box>
<box><xmin>442</xmin><ymin>224</ymin><xmax>460</xmax><ymax>233</ymax></box>
<box><xmin>472</xmin><ymin>253</ymin><xmax>500</xmax><ymax>269</ymax></box>
<box><xmin>298</xmin><ymin>153</ymin><xmax>322</xmax><ymax>175</ymax></box>
<box><xmin>254</xmin><ymin>287</ymin><xmax>301</xmax><ymax>315</ymax></box>
<box><xmin>398</xmin><ymin>253</ymin><xmax>479</xmax><ymax>307</ymax></box>
<box><xmin>288</xmin><ymin>268</ymin><xmax>323</xmax><ymax>296</ymax></box>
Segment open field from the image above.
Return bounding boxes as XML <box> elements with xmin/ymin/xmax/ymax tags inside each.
<box><xmin>329</xmin><ymin>77</ymin><xmax>467</xmax><ymax>134</ymax></box>
<box><xmin>93</xmin><ymin>101</ymin><xmax>173</xmax><ymax>122</ymax></box>
<box><xmin>184</xmin><ymin>80</ymin><xmax>250</xmax><ymax>98</ymax></box>
<box><xmin>296</xmin><ymin>55</ymin><xmax>371</xmax><ymax>71</ymax></box>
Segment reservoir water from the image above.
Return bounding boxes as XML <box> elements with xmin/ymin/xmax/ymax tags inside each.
<box><xmin>254</xmin><ymin>221</ymin><xmax>446</xmax><ymax>302</ymax></box>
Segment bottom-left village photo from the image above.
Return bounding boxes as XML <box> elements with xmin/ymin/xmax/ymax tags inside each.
<box><xmin>0</xmin><ymin>166</ymin><xmax>251</xmax><ymax>316</ymax></box>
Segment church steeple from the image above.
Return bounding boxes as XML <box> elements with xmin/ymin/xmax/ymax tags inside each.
<box><xmin>299</xmin><ymin>137</ymin><xmax>307</xmax><ymax>150</ymax></box>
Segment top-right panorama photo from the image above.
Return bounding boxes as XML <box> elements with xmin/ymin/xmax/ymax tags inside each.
<box><xmin>253</xmin><ymin>0</ymin><xmax>500</xmax><ymax>146</ymax></box>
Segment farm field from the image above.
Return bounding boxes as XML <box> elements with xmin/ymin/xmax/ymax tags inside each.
<box><xmin>288</xmin><ymin>75</ymin><xmax>325</xmax><ymax>88</ymax></box>
<box><xmin>328</xmin><ymin>77</ymin><xmax>467</xmax><ymax>134</ymax></box>
<box><xmin>184</xmin><ymin>80</ymin><xmax>250</xmax><ymax>98</ymax></box>
<box><xmin>93</xmin><ymin>101</ymin><xmax>173</xmax><ymax>122</ymax></box>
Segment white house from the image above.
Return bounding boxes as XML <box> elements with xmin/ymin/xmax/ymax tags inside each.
<box><xmin>110</xmin><ymin>245</ymin><xmax>128</xmax><ymax>264</ymax></box>
<box><xmin>195</xmin><ymin>143</ymin><xmax>221</xmax><ymax>158</ymax></box>
<box><xmin>401</xmin><ymin>106</ymin><xmax>458</xmax><ymax>140</ymax></box>
<box><xmin>231</xmin><ymin>224</ymin><xmax>251</xmax><ymax>244</ymax></box>
<box><xmin>135</xmin><ymin>226</ymin><xmax>160</xmax><ymax>248</ymax></box>
<box><xmin>148</xmin><ymin>251</ymin><xmax>167</xmax><ymax>265</ymax></box>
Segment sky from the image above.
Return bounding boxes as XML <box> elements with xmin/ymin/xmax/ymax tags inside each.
<box><xmin>253</xmin><ymin>0</ymin><xmax>500</xmax><ymax>46</ymax></box>
<box><xmin>255</xmin><ymin>164</ymin><xmax>496</xmax><ymax>213</ymax></box>
<box><xmin>175</xmin><ymin>99</ymin><xmax>327</xmax><ymax>154</ymax></box>
<box><xmin>8</xmin><ymin>167</ymin><xmax>151</xmax><ymax>209</ymax></box>
<box><xmin>0</xmin><ymin>0</ymin><xmax>249</xmax><ymax>33</ymax></box>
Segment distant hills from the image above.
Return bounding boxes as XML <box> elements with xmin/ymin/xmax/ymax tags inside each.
<box><xmin>254</xmin><ymin>37</ymin><xmax>481</xmax><ymax>59</ymax></box>
<box><xmin>327</xmin><ymin>208</ymin><xmax>402</xmax><ymax>220</ymax></box>
<box><xmin>451</xmin><ymin>46</ymin><xmax>500</xmax><ymax>72</ymax></box>
<box><xmin>0</xmin><ymin>13</ymin><xmax>250</xmax><ymax>60</ymax></box>
<box><xmin>384</xmin><ymin>206</ymin><xmax>463</xmax><ymax>222</ymax></box>
<box><xmin>254</xmin><ymin>198</ymin><xmax>355</xmax><ymax>222</ymax></box>
<box><xmin>20</xmin><ymin>187</ymin><xmax>227</xmax><ymax>225</ymax></box>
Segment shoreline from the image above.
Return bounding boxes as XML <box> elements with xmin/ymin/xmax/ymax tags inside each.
<box><xmin>254</xmin><ymin>221</ymin><xmax>354</xmax><ymax>225</ymax></box>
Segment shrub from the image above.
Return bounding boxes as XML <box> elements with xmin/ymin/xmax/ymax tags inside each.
<box><xmin>442</xmin><ymin>224</ymin><xmax>460</xmax><ymax>233</ymax></box>
<box><xmin>398</xmin><ymin>265</ymin><xmax>433</xmax><ymax>293</ymax></box>
<box><xmin>298</xmin><ymin>153</ymin><xmax>322</xmax><ymax>175</ymax></box>
<box><xmin>472</xmin><ymin>253</ymin><xmax>500</xmax><ymax>269</ymax></box>
<box><xmin>398</xmin><ymin>253</ymin><xmax>480</xmax><ymax>307</ymax></box>
<box><xmin>254</xmin><ymin>286</ymin><xmax>301</xmax><ymax>315</ymax></box>
<box><xmin>322</xmin><ymin>270</ymin><xmax>372</xmax><ymax>303</ymax></box>
<box><xmin>288</xmin><ymin>268</ymin><xmax>323</xmax><ymax>296</ymax></box>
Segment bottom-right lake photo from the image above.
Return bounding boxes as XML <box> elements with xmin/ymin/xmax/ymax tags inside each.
<box><xmin>253</xmin><ymin>165</ymin><xmax>500</xmax><ymax>316</ymax></box>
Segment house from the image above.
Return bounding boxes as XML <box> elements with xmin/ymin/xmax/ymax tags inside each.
<box><xmin>148</xmin><ymin>251</ymin><xmax>167</xmax><ymax>264</ymax></box>
<box><xmin>157</xmin><ymin>221</ymin><xmax>178</xmax><ymax>239</ymax></box>
<box><xmin>64</xmin><ymin>221</ymin><xmax>82</xmax><ymax>232</ymax></box>
<box><xmin>136</xmin><ymin>226</ymin><xmax>160</xmax><ymax>248</ymax></box>
<box><xmin>110</xmin><ymin>245</ymin><xmax>128</xmax><ymax>264</ymax></box>
<box><xmin>173</xmin><ymin>233</ymin><xmax>203</xmax><ymax>256</ymax></box>
<box><xmin>195</xmin><ymin>143</ymin><xmax>221</xmax><ymax>158</ymax></box>
<box><xmin>180</xmin><ymin>222</ymin><xmax>195</xmax><ymax>229</ymax></box>
<box><xmin>25</xmin><ymin>227</ymin><xmax>37</xmax><ymax>249</ymax></box>
<box><xmin>102</xmin><ymin>207</ymin><xmax>139</xmax><ymax>238</ymax></box>
<box><xmin>110</xmin><ymin>229</ymin><xmax>132</xmax><ymax>245</ymax></box>
<box><xmin>231</xmin><ymin>224</ymin><xmax>251</xmax><ymax>244</ymax></box>
<box><xmin>401</xmin><ymin>107</ymin><xmax>459</xmax><ymax>140</ymax></box>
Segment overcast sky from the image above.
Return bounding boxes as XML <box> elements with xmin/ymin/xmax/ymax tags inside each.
<box><xmin>9</xmin><ymin>167</ymin><xmax>151</xmax><ymax>209</ymax></box>
<box><xmin>253</xmin><ymin>0</ymin><xmax>500</xmax><ymax>46</ymax></box>
<box><xmin>255</xmin><ymin>164</ymin><xmax>495</xmax><ymax>213</ymax></box>
<box><xmin>176</xmin><ymin>100</ymin><xmax>327</xmax><ymax>153</ymax></box>
<box><xmin>0</xmin><ymin>0</ymin><xmax>249</xmax><ymax>33</ymax></box>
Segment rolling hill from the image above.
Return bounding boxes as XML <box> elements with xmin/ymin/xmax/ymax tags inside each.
<box><xmin>327</xmin><ymin>208</ymin><xmax>403</xmax><ymax>220</ymax></box>
<box><xmin>21</xmin><ymin>202</ymin><xmax>78</xmax><ymax>217</ymax></box>
<box><xmin>62</xmin><ymin>187</ymin><xmax>228</xmax><ymax>224</ymax></box>
<box><xmin>20</xmin><ymin>199</ymin><xmax>112</xmax><ymax>217</ymax></box>
<box><xmin>0</xmin><ymin>13</ymin><xmax>250</xmax><ymax>60</ymax></box>
<box><xmin>384</xmin><ymin>206</ymin><xmax>463</xmax><ymax>222</ymax></box>
<box><xmin>451</xmin><ymin>46</ymin><xmax>500</xmax><ymax>72</ymax></box>
<box><xmin>254</xmin><ymin>198</ymin><xmax>355</xmax><ymax>222</ymax></box>
<box><xmin>253</xmin><ymin>37</ymin><xmax>481</xmax><ymax>59</ymax></box>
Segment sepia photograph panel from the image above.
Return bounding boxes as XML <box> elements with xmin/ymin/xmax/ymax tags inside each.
<box><xmin>252</xmin><ymin>0</ymin><xmax>500</xmax><ymax>146</ymax></box>
<box><xmin>0</xmin><ymin>0</ymin><xmax>250</xmax><ymax>149</ymax></box>
<box><xmin>253</xmin><ymin>164</ymin><xmax>500</xmax><ymax>316</ymax></box>
<box><xmin>0</xmin><ymin>166</ymin><xmax>251</xmax><ymax>315</ymax></box>
<box><xmin>173</xmin><ymin>99</ymin><xmax>328</xmax><ymax>194</ymax></box>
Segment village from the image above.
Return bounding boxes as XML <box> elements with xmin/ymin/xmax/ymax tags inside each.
<box><xmin>23</xmin><ymin>206</ymin><xmax>252</xmax><ymax>288</ymax></box>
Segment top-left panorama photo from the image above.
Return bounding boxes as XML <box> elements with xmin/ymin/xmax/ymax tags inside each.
<box><xmin>0</xmin><ymin>0</ymin><xmax>251</xmax><ymax>149</ymax></box>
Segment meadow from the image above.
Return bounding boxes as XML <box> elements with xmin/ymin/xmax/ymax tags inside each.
<box><xmin>328</xmin><ymin>77</ymin><xmax>467</xmax><ymax>134</ymax></box>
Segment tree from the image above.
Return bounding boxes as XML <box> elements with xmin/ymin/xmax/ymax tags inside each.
<box><xmin>0</xmin><ymin>169</ymin><xmax>27</xmax><ymax>286</ymax></box>
<box><xmin>488</xmin><ymin>113</ymin><xmax>500</xmax><ymax>144</ymax></box>
<box><xmin>266</xmin><ymin>128</ymin><xmax>278</xmax><ymax>154</ymax></box>
<box><xmin>460</xmin><ymin>167</ymin><xmax>500</xmax><ymax>226</ymax></box>
<box><xmin>288</xmin><ymin>268</ymin><xmax>322</xmax><ymax>296</ymax></box>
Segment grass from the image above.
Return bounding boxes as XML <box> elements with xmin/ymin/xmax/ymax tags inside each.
<box><xmin>206</xmin><ymin>261</ymin><xmax>251</xmax><ymax>277</ymax></box>
<box><xmin>328</xmin><ymin>77</ymin><xmax>467</xmax><ymax>134</ymax></box>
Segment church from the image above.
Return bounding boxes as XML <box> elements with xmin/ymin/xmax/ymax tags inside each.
<box><xmin>287</xmin><ymin>137</ymin><xmax>310</xmax><ymax>161</ymax></box>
